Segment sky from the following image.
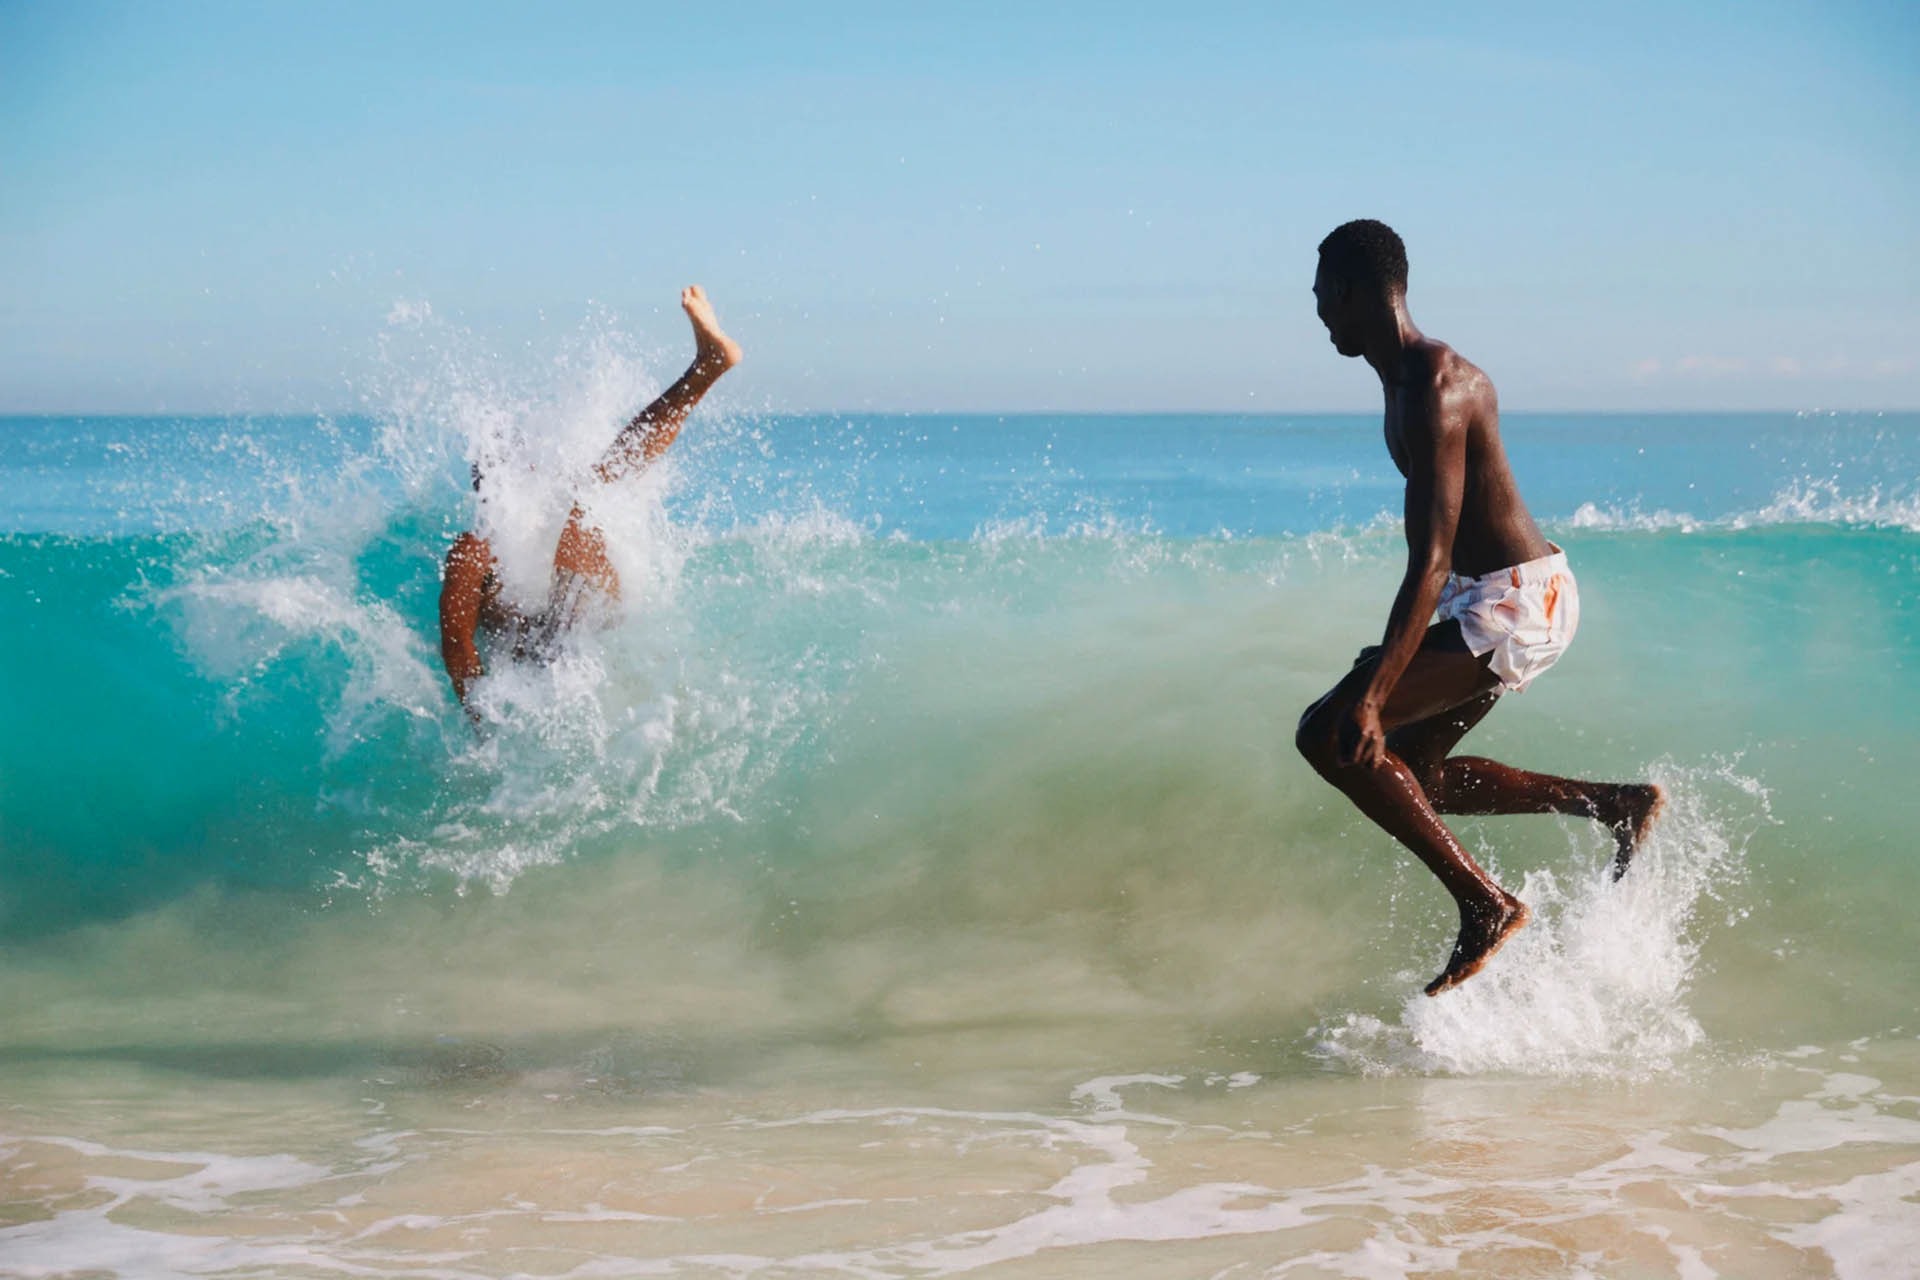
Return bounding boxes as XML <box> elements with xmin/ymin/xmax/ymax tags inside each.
<box><xmin>2</xmin><ymin>0</ymin><xmax>1915</xmax><ymax>414</ymax></box>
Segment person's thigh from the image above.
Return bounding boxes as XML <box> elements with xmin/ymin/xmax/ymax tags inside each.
<box><xmin>552</xmin><ymin>505</ymin><xmax>620</xmax><ymax>597</ymax></box>
<box><xmin>1386</xmin><ymin>689</ymin><xmax>1501</xmax><ymax>780</ymax></box>
<box><xmin>1379</xmin><ymin>629</ymin><xmax>1500</xmax><ymax>728</ymax></box>
<box><xmin>1315</xmin><ymin>621</ymin><xmax>1498</xmax><ymax>731</ymax></box>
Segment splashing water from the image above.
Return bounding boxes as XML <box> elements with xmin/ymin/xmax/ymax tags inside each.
<box><xmin>140</xmin><ymin>308</ymin><xmax>847</xmax><ymax>902</ymax></box>
<box><xmin>1312</xmin><ymin>761</ymin><xmax>1775</xmax><ymax>1077</ymax></box>
<box><xmin>4</xmin><ymin>400</ymin><xmax>1919</xmax><ymax>1276</ymax></box>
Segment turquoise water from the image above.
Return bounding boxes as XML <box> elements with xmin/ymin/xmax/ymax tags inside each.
<box><xmin>2</xmin><ymin>385</ymin><xmax>1918</xmax><ymax>1274</ymax></box>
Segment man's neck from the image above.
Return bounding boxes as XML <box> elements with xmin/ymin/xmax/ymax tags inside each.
<box><xmin>1362</xmin><ymin>298</ymin><xmax>1422</xmax><ymax>387</ymax></box>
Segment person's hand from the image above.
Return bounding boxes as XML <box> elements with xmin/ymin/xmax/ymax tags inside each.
<box><xmin>1338</xmin><ymin>701</ymin><xmax>1389</xmax><ymax>768</ymax></box>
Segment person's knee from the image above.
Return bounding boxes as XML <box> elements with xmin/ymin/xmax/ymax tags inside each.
<box><xmin>1385</xmin><ymin>733</ymin><xmax>1436</xmax><ymax>795</ymax></box>
<box><xmin>1295</xmin><ymin>700</ymin><xmax>1339</xmax><ymax>772</ymax></box>
<box><xmin>1404</xmin><ymin>757</ymin><xmax>1444</xmax><ymax>802</ymax></box>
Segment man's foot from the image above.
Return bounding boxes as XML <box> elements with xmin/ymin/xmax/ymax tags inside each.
<box><xmin>1424</xmin><ymin>893</ymin><xmax>1530</xmax><ymax>996</ymax></box>
<box><xmin>1605</xmin><ymin>783</ymin><xmax>1665</xmax><ymax>881</ymax></box>
<box><xmin>681</xmin><ymin>285</ymin><xmax>742</xmax><ymax>371</ymax></box>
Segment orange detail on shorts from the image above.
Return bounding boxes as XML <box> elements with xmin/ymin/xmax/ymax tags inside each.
<box><xmin>1543</xmin><ymin>574</ymin><xmax>1562</xmax><ymax>624</ymax></box>
<box><xmin>1511</xmin><ymin>568</ymin><xmax>1522</xmax><ymax>588</ymax></box>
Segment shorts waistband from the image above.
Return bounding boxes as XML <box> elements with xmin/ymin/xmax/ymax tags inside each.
<box><xmin>1450</xmin><ymin>542</ymin><xmax>1569</xmax><ymax>589</ymax></box>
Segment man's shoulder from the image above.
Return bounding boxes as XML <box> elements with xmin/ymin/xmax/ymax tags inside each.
<box><xmin>1407</xmin><ymin>341</ymin><xmax>1494</xmax><ymax>415</ymax></box>
<box><xmin>1403</xmin><ymin>338</ymin><xmax>1479</xmax><ymax>385</ymax></box>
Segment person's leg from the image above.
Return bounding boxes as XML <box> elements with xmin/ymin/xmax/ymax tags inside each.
<box><xmin>1388</xmin><ymin>695</ymin><xmax>1665</xmax><ymax>880</ymax></box>
<box><xmin>551</xmin><ymin>504</ymin><xmax>617</xmax><ymax>595</ymax></box>
<box><xmin>594</xmin><ymin>285</ymin><xmax>741</xmax><ymax>483</ymax></box>
<box><xmin>1295</xmin><ymin>623</ymin><xmax>1522</xmax><ymax>994</ymax></box>
<box><xmin>542</xmin><ymin>286</ymin><xmax>743</xmax><ymax>621</ymax></box>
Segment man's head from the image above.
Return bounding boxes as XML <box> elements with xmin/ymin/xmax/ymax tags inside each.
<box><xmin>1313</xmin><ymin>219</ymin><xmax>1408</xmax><ymax>357</ymax></box>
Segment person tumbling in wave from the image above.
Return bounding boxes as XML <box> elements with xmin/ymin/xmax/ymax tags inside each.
<box><xmin>1294</xmin><ymin>221</ymin><xmax>1663</xmax><ymax>996</ymax></box>
<box><xmin>438</xmin><ymin>285</ymin><xmax>741</xmax><ymax>714</ymax></box>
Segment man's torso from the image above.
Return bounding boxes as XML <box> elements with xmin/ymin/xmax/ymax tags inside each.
<box><xmin>1384</xmin><ymin>341</ymin><xmax>1553</xmax><ymax>578</ymax></box>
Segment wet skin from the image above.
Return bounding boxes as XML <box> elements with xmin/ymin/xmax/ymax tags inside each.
<box><xmin>1296</xmin><ymin>258</ymin><xmax>1661</xmax><ymax>995</ymax></box>
<box><xmin>439</xmin><ymin>286</ymin><xmax>741</xmax><ymax>716</ymax></box>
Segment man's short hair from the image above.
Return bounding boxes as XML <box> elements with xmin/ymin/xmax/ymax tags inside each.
<box><xmin>1318</xmin><ymin>219</ymin><xmax>1408</xmax><ymax>295</ymax></box>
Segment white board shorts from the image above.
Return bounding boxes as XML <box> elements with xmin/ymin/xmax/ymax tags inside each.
<box><xmin>1435</xmin><ymin>542</ymin><xmax>1579</xmax><ymax>692</ymax></box>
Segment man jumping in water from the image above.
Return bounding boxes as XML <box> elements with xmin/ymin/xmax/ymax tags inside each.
<box><xmin>439</xmin><ymin>285</ymin><xmax>741</xmax><ymax>712</ymax></box>
<box><xmin>1295</xmin><ymin>221</ymin><xmax>1663</xmax><ymax>995</ymax></box>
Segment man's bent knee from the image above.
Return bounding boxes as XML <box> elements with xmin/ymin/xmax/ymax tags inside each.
<box><xmin>1386</xmin><ymin>734</ymin><xmax>1443</xmax><ymax>797</ymax></box>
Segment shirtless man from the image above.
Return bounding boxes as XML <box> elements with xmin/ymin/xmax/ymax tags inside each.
<box><xmin>439</xmin><ymin>285</ymin><xmax>741</xmax><ymax>711</ymax></box>
<box><xmin>1294</xmin><ymin>220</ymin><xmax>1662</xmax><ymax>995</ymax></box>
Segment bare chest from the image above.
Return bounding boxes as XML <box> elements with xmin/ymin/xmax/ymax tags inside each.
<box><xmin>1382</xmin><ymin>389</ymin><xmax>1411</xmax><ymax>476</ymax></box>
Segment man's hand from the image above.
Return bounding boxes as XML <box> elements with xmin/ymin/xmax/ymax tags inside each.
<box><xmin>1338</xmin><ymin>700</ymin><xmax>1390</xmax><ymax>768</ymax></box>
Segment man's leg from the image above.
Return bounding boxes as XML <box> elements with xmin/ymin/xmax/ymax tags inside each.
<box><xmin>1389</xmin><ymin>695</ymin><xmax>1665</xmax><ymax>880</ymax></box>
<box><xmin>1295</xmin><ymin>623</ymin><xmax>1522</xmax><ymax>995</ymax></box>
<box><xmin>593</xmin><ymin>285</ymin><xmax>741</xmax><ymax>484</ymax></box>
<box><xmin>547</xmin><ymin>286</ymin><xmax>743</xmax><ymax>612</ymax></box>
<box><xmin>551</xmin><ymin>505</ymin><xmax>617</xmax><ymax>597</ymax></box>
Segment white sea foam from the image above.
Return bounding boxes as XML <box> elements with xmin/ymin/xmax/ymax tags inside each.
<box><xmin>147</xmin><ymin>308</ymin><xmax>849</xmax><ymax>899</ymax></box>
<box><xmin>1312</xmin><ymin>760</ymin><xmax>1772</xmax><ymax>1079</ymax></box>
<box><xmin>1566</xmin><ymin>476</ymin><xmax>1920</xmax><ymax>534</ymax></box>
<box><xmin>0</xmin><ymin>1138</ymin><xmax>341</xmax><ymax>1278</ymax></box>
<box><xmin>164</xmin><ymin>570</ymin><xmax>445</xmax><ymax>754</ymax></box>
<box><xmin>10</xmin><ymin>1057</ymin><xmax>1913</xmax><ymax>1278</ymax></box>
<box><xmin>1735</xmin><ymin>476</ymin><xmax>1920</xmax><ymax>532</ymax></box>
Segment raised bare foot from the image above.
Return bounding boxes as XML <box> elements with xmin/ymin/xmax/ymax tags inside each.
<box><xmin>1424</xmin><ymin>894</ymin><xmax>1530</xmax><ymax>996</ymax></box>
<box><xmin>1606</xmin><ymin>783</ymin><xmax>1665</xmax><ymax>881</ymax></box>
<box><xmin>681</xmin><ymin>284</ymin><xmax>742</xmax><ymax>371</ymax></box>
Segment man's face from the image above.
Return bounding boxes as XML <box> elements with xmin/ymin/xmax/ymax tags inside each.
<box><xmin>1312</xmin><ymin>260</ymin><xmax>1362</xmax><ymax>358</ymax></box>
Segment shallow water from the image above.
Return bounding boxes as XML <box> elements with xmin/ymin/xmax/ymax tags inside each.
<box><xmin>2</xmin><ymin>339</ymin><xmax>1916</xmax><ymax>1275</ymax></box>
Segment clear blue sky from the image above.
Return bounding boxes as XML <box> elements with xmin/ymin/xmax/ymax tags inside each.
<box><xmin>3</xmin><ymin>1</ymin><xmax>1915</xmax><ymax>413</ymax></box>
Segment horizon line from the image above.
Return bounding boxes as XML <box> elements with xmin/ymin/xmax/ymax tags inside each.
<box><xmin>3</xmin><ymin>405</ymin><xmax>1917</xmax><ymax>420</ymax></box>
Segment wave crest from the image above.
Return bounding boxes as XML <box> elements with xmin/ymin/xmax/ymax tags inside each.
<box><xmin>1566</xmin><ymin>477</ymin><xmax>1920</xmax><ymax>534</ymax></box>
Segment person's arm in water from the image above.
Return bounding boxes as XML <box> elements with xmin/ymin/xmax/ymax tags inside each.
<box><xmin>439</xmin><ymin>532</ymin><xmax>494</xmax><ymax>714</ymax></box>
<box><xmin>1343</xmin><ymin>373</ymin><xmax>1468</xmax><ymax>767</ymax></box>
<box><xmin>593</xmin><ymin>285</ymin><xmax>742</xmax><ymax>483</ymax></box>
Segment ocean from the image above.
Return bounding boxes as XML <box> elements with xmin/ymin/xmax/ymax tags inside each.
<box><xmin>2</xmin><ymin>337</ymin><xmax>1917</xmax><ymax>1276</ymax></box>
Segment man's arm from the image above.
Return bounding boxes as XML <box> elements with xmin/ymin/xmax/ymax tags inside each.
<box><xmin>439</xmin><ymin>533</ymin><xmax>492</xmax><ymax>713</ymax></box>
<box><xmin>1343</xmin><ymin>378</ymin><xmax>1468</xmax><ymax>766</ymax></box>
